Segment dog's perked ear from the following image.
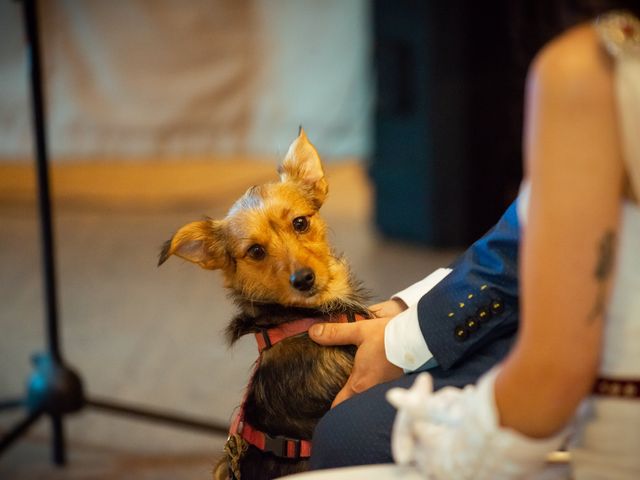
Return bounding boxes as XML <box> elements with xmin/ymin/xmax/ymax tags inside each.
<box><xmin>279</xmin><ymin>127</ymin><xmax>328</xmax><ymax>208</ymax></box>
<box><xmin>157</xmin><ymin>219</ymin><xmax>227</xmax><ymax>270</ymax></box>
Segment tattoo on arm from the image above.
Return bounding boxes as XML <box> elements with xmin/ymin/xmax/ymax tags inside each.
<box><xmin>588</xmin><ymin>231</ymin><xmax>616</xmax><ymax>323</ymax></box>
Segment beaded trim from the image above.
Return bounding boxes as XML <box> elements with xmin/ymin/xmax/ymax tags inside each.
<box><xmin>595</xmin><ymin>11</ymin><xmax>640</xmax><ymax>57</ymax></box>
<box><xmin>593</xmin><ymin>377</ymin><xmax>640</xmax><ymax>398</ymax></box>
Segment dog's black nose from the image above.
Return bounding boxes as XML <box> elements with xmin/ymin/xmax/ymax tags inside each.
<box><xmin>290</xmin><ymin>268</ymin><xmax>315</xmax><ymax>292</ymax></box>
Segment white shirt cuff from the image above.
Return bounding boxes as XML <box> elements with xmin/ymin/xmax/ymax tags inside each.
<box><xmin>384</xmin><ymin>268</ymin><xmax>452</xmax><ymax>372</ymax></box>
<box><xmin>392</xmin><ymin>268</ymin><xmax>452</xmax><ymax>307</ymax></box>
<box><xmin>385</xmin><ymin>303</ymin><xmax>432</xmax><ymax>371</ymax></box>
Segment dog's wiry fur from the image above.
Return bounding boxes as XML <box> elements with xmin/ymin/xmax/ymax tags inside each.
<box><xmin>159</xmin><ymin>129</ymin><xmax>370</xmax><ymax>479</ymax></box>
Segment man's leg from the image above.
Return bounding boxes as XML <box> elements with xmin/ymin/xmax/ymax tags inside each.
<box><xmin>310</xmin><ymin>374</ymin><xmax>418</xmax><ymax>469</ymax></box>
<box><xmin>310</xmin><ymin>334</ymin><xmax>514</xmax><ymax>469</ymax></box>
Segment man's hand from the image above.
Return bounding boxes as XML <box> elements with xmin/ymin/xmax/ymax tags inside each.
<box><xmin>370</xmin><ymin>298</ymin><xmax>407</xmax><ymax>318</ymax></box>
<box><xmin>309</xmin><ymin>299</ymin><xmax>407</xmax><ymax>407</ymax></box>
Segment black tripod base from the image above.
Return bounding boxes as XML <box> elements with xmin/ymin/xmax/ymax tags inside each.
<box><xmin>0</xmin><ymin>352</ymin><xmax>82</xmax><ymax>465</ymax></box>
<box><xmin>0</xmin><ymin>409</ymin><xmax>44</xmax><ymax>459</ymax></box>
<box><xmin>26</xmin><ymin>352</ymin><xmax>85</xmax><ymax>415</ymax></box>
<box><xmin>0</xmin><ymin>352</ymin><xmax>228</xmax><ymax>466</ymax></box>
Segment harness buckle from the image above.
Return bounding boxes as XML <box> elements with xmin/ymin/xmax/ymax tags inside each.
<box><xmin>263</xmin><ymin>432</ymin><xmax>302</xmax><ymax>458</ymax></box>
<box><xmin>260</xmin><ymin>328</ymin><xmax>272</xmax><ymax>349</ymax></box>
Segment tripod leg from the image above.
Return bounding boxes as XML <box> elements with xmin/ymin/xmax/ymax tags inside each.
<box><xmin>87</xmin><ymin>397</ymin><xmax>228</xmax><ymax>436</ymax></box>
<box><xmin>0</xmin><ymin>409</ymin><xmax>43</xmax><ymax>455</ymax></box>
<box><xmin>50</xmin><ymin>413</ymin><xmax>66</xmax><ymax>465</ymax></box>
<box><xmin>0</xmin><ymin>398</ymin><xmax>24</xmax><ymax>411</ymax></box>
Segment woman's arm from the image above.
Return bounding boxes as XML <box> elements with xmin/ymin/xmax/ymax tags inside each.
<box><xmin>495</xmin><ymin>24</ymin><xmax>625</xmax><ymax>438</ymax></box>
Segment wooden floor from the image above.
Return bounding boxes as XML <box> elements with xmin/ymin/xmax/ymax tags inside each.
<box><xmin>0</xmin><ymin>158</ymin><xmax>458</xmax><ymax>479</ymax></box>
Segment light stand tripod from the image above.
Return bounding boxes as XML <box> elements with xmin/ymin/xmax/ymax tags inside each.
<box><xmin>0</xmin><ymin>0</ymin><xmax>228</xmax><ymax>466</ymax></box>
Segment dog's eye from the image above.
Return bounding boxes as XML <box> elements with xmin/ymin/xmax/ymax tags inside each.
<box><xmin>292</xmin><ymin>216</ymin><xmax>309</xmax><ymax>233</ymax></box>
<box><xmin>247</xmin><ymin>244</ymin><xmax>266</xmax><ymax>260</ymax></box>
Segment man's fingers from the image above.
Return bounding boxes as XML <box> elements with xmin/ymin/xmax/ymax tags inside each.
<box><xmin>309</xmin><ymin>322</ymin><xmax>361</xmax><ymax>346</ymax></box>
<box><xmin>331</xmin><ymin>387</ymin><xmax>349</xmax><ymax>408</ymax></box>
<box><xmin>331</xmin><ymin>381</ymin><xmax>358</xmax><ymax>408</ymax></box>
<box><xmin>331</xmin><ymin>371</ymin><xmax>374</xmax><ymax>408</ymax></box>
<box><xmin>369</xmin><ymin>299</ymin><xmax>407</xmax><ymax>318</ymax></box>
<box><xmin>369</xmin><ymin>302</ymin><xmax>385</xmax><ymax>316</ymax></box>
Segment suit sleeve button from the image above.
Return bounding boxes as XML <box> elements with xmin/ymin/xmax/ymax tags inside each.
<box><xmin>490</xmin><ymin>299</ymin><xmax>504</xmax><ymax>314</ymax></box>
<box><xmin>454</xmin><ymin>325</ymin><xmax>468</xmax><ymax>342</ymax></box>
<box><xmin>466</xmin><ymin>317</ymin><xmax>479</xmax><ymax>332</ymax></box>
<box><xmin>476</xmin><ymin>307</ymin><xmax>492</xmax><ymax>323</ymax></box>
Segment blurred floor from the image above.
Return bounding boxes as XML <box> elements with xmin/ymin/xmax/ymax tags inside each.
<box><xmin>0</xmin><ymin>158</ymin><xmax>459</xmax><ymax>479</ymax></box>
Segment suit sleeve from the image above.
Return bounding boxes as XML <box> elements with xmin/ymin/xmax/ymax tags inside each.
<box><xmin>417</xmin><ymin>200</ymin><xmax>520</xmax><ymax>371</ymax></box>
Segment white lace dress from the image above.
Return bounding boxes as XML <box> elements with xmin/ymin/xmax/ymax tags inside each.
<box><xmin>569</xmin><ymin>11</ymin><xmax>640</xmax><ymax>480</ymax></box>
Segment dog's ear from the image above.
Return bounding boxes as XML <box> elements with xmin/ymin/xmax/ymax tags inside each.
<box><xmin>158</xmin><ymin>219</ymin><xmax>227</xmax><ymax>270</ymax></box>
<box><xmin>279</xmin><ymin>127</ymin><xmax>328</xmax><ymax>207</ymax></box>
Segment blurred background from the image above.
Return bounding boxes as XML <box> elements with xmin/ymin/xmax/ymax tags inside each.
<box><xmin>0</xmin><ymin>0</ymin><xmax>535</xmax><ymax>478</ymax></box>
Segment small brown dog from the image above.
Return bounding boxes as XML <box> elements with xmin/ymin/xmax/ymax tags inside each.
<box><xmin>158</xmin><ymin>129</ymin><xmax>370</xmax><ymax>479</ymax></box>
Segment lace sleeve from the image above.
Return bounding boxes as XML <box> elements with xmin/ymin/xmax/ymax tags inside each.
<box><xmin>595</xmin><ymin>11</ymin><xmax>640</xmax><ymax>58</ymax></box>
<box><xmin>387</xmin><ymin>369</ymin><xmax>569</xmax><ymax>479</ymax></box>
<box><xmin>595</xmin><ymin>11</ymin><xmax>640</xmax><ymax>201</ymax></box>
<box><xmin>595</xmin><ymin>12</ymin><xmax>640</xmax><ymax>201</ymax></box>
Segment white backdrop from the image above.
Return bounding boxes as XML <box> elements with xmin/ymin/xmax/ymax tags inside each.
<box><xmin>0</xmin><ymin>0</ymin><xmax>372</xmax><ymax>161</ymax></box>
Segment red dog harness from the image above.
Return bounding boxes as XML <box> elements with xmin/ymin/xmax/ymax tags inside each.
<box><xmin>228</xmin><ymin>311</ymin><xmax>366</xmax><ymax>459</ymax></box>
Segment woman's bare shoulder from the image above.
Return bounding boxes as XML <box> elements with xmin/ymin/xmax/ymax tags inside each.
<box><xmin>522</xmin><ymin>22</ymin><xmax>622</xmax><ymax>176</ymax></box>
<box><xmin>528</xmin><ymin>23</ymin><xmax>613</xmax><ymax>103</ymax></box>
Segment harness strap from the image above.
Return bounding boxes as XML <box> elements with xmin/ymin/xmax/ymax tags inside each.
<box><xmin>229</xmin><ymin>311</ymin><xmax>368</xmax><ymax>461</ymax></box>
<box><xmin>229</xmin><ymin>416</ymin><xmax>313</xmax><ymax>458</ymax></box>
<box><xmin>256</xmin><ymin>317</ymin><xmax>321</xmax><ymax>353</ymax></box>
<box><xmin>255</xmin><ymin>312</ymin><xmax>365</xmax><ymax>354</ymax></box>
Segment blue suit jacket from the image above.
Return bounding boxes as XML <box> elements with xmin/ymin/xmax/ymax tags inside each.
<box><xmin>417</xmin><ymin>199</ymin><xmax>520</xmax><ymax>386</ymax></box>
<box><xmin>311</xmin><ymin>200</ymin><xmax>522</xmax><ymax>468</ymax></box>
